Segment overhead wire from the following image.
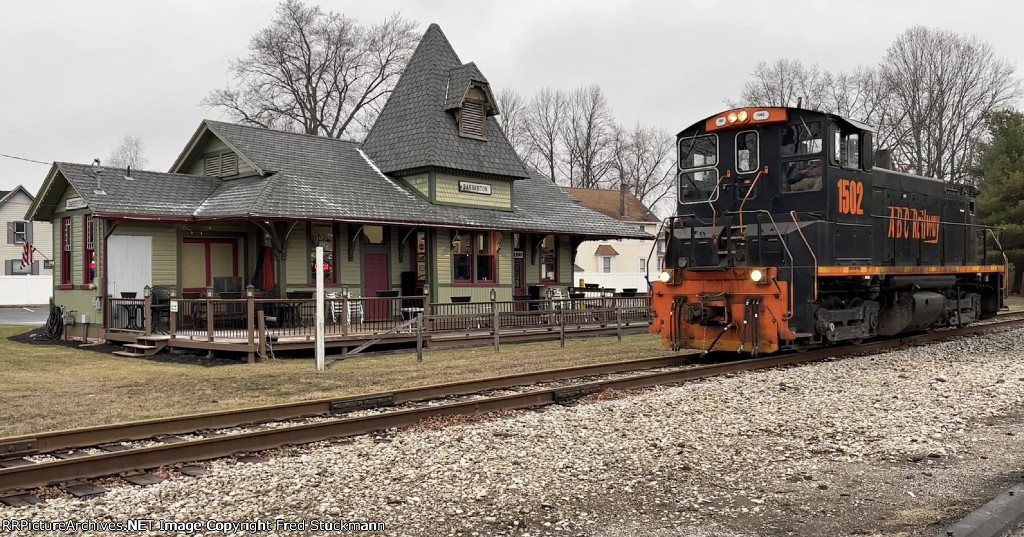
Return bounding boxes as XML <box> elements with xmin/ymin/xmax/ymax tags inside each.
<box><xmin>0</xmin><ymin>152</ymin><xmax>50</xmax><ymax>165</ymax></box>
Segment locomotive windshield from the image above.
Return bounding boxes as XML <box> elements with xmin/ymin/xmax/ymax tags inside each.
<box><xmin>679</xmin><ymin>134</ymin><xmax>717</xmax><ymax>168</ymax></box>
<box><xmin>678</xmin><ymin>134</ymin><xmax>718</xmax><ymax>202</ymax></box>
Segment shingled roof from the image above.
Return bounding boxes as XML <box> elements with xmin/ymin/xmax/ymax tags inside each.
<box><xmin>361</xmin><ymin>24</ymin><xmax>530</xmax><ymax>179</ymax></box>
<box><xmin>562</xmin><ymin>187</ymin><xmax>660</xmax><ymax>223</ymax></box>
<box><xmin>27</xmin><ymin>163</ymin><xmax>220</xmax><ymax>220</ymax></box>
<box><xmin>27</xmin><ymin>123</ymin><xmax>648</xmax><ymax>239</ymax></box>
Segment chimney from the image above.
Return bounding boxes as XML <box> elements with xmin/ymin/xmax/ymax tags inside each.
<box><xmin>619</xmin><ymin>182</ymin><xmax>627</xmax><ymax>218</ymax></box>
<box><xmin>875</xmin><ymin>148</ymin><xmax>893</xmax><ymax>170</ymax></box>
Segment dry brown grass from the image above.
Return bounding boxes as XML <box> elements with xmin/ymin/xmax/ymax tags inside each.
<box><xmin>0</xmin><ymin>326</ymin><xmax>672</xmax><ymax>437</ymax></box>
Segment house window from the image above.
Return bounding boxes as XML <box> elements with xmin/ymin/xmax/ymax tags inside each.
<box><xmin>60</xmin><ymin>217</ymin><xmax>72</xmax><ymax>285</ymax></box>
<box><xmin>83</xmin><ymin>215</ymin><xmax>95</xmax><ymax>285</ymax></box>
<box><xmin>540</xmin><ymin>235</ymin><xmax>558</xmax><ymax>283</ymax></box>
<box><xmin>602</xmin><ymin>257</ymin><xmax>612</xmax><ymax>273</ymax></box>
<box><xmin>6</xmin><ymin>259</ymin><xmax>32</xmax><ymax>275</ymax></box>
<box><xmin>452</xmin><ymin>231</ymin><xmax>496</xmax><ymax>284</ymax></box>
<box><xmin>12</xmin><ymin>221</ymin><xmax>28</xmax><ymax>243</ymax></box>
<box><xmin>308</xmin><ymin>224</ymin><xmax>336</xmax><ymax>284</ymax></box>
<box><xmin>638</xmin><ymin>257</ymin><xmax>646</xmax><ymax>274</ymax></box>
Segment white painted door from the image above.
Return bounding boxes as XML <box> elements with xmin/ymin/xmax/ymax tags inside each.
<box><xmin>107</xmin><ymin>235</ymin><xmax>152</xmax><ymax>298</ymax></box>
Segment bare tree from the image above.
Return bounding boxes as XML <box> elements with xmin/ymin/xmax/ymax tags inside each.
<box><xmin>610</xmin><ymin>124</ymin><xmax>675</xmax><ymax>213</ymax></box>
<box><xmin>105</xmin><ymin>134</ymin><xmax>148</xmax><ymax>170</ymax></box>
<box><xmin>562</xmin><ymin>85</ymin><xmax>615</xmax><ymax>188</ymax></box>
<box><xmin>203</xmin><ymin>1</ymin><xmax>418</xmax><ymax>139</ymax></box>
<box><xmin>495</xmin><ymin>88</ymin><xmax>530</xmax><ymax>161</ymax></box>
<box><xmin>729</xmin><ymin>58</ymin><xmax>828</xmax><ymax>110</ymax></box>
<box><xmin>881</xmin><ymin>26</ymin><xmax>1021</xmax><ymax>182</ymax></box>
<box><xmin>523</xmin><ymin>87</ymin><xmax>567</xmax><ymax>182</ymax></box>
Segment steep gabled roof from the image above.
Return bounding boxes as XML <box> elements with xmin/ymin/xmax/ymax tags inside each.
<box><xmin>26</xmin><ymin>163</ymin><xmax>220</xmax><ymax>221</ymax></box>
<box><xmin>562</xmin><ymin>187</ymin><xmax>660</xmax><ymax>223</ymax></box>
<box><xmin>360</xmin><ymin>24</ymin><xmax>530</xmax><ymax>179</ymax></box>
<box><xmin>0</xmin><ymin>185</ymin><xmax>34</xmax><ymax>207</ymax></box>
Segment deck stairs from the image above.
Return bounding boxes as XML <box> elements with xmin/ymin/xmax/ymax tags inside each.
<box><xmin>112</xmin><ymin>335</ymin><xmax>169</xmax><ymax>358</ymax></box>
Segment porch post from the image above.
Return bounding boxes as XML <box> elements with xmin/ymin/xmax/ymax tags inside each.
<box><xmin>315</xmin><ymin>246</ymin><xmax>325</xmax><ymax>371</ymax></box>
<box><xmin>206</xmin><ymin>285</ymin><xmax>214</xmax><ymax>342</ymax></box>
<box><xmin>143</xmin><ymin>285</ymin><xmax>152</xmax><ymax>336</ymax></box>
<box><xmin>168</xmin><ymin>289</ymin><xmax>177</xmax><ymax>341</ymax></box>
<box><xmin>246</xmin><ymin>284</ymin><xmax>255</xmax><ymax>364</ymax></box>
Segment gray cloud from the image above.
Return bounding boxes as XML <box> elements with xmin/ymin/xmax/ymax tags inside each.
<box><xmin>2</xmin><ymin>0</ymin><xmax>1020</xmax><ymax>194</ymax></box>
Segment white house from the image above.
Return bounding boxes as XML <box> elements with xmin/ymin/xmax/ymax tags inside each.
<box><xmin>1</xmin><ymin>185</ymin><xmax>53</xmax><ymax>305</ymax></box>
<box><xmin>563</xmin><ymin>187</ymin><xmax>661</xmax><ymax>293</ymax></box>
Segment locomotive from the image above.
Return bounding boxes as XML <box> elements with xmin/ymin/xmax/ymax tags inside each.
<box><xmin>650</xmin><ymin>107</ymin><xmax>1007</xmax><ymax>354</ymax></box>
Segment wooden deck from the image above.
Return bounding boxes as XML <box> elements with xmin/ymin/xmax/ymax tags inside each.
<box><xmin>102</xmin><ymin>294</ymin><xmax>653</xmax><ymax>361</ymax></box>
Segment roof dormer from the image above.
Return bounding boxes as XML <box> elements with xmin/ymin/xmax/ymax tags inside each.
<box><xmin>445</xmin><ymin>63</ymin><xmax>497</xmax><ymax>141</ymax></box>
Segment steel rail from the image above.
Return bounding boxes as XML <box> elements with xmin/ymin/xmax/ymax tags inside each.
<box><xmin>3</xmin><ymin>317</ymin><xmax>1023</xmax><ymax>493</ymax></box>
<box><xmin>0</xmin><ymin>353</ymin><xmax>698</xmax><ymax>459</ymax></box>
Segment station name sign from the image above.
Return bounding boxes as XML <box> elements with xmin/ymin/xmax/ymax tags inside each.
<box><xmin>458</xmin><ymin>181</ymin><xmax>491</xmax><ymax>195</ymax></box>
<box><xmin>65</xmin><ymin>197</ymin><xmax>88</xmax><ymax>210</ymax></box>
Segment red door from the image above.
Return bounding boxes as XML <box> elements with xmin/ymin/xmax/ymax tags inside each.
<box><xmin>363</xmin><ymin>254</ymin><xmax>390</xmax><ymax>321</ymax></box>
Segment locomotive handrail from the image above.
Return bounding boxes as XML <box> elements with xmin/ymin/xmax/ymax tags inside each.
<box><xmin>984</xmin><ymin>228</ymin><xmax>1010</xmax><ymax>298</ymax></box>
<box><xmin>737</xmin><ymin>166</ymin><xmax>769</xmax><ymax>235</ymax></box>
<box><xmin>789</xmin><ymin>210</ymin><xmax>818</xmax><ymax>303</ymax></box>
<box><xmin>708</xmin><ymin>170</ymin><xmax>731</xmax><ymax>238</ymax></box>
<box><xmin>719</xmin><ymin>209</ymin><xmax>798</xmax><ymax>318</ymax></box>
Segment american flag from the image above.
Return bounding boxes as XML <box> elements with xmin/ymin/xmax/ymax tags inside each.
<box><xmin>20</xmin><ymin>241</ymin><xmax>33</xmax><ymax>270</ymax></box>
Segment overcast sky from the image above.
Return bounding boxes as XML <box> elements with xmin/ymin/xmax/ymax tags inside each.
<box><xmin>1</xmin><ymin>0</ymin><xmax>1021</xmax><ymax>194</ymax></box>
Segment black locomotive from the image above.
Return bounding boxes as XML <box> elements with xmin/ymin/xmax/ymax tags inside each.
<box><xmin>650</xmin><ymin>107</ymin><xmax>1007</xmax><ymax>354</ymax></box>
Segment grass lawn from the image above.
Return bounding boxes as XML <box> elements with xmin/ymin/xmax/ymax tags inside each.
<box><xmin>0</xmin><ymin>326</ymin><xmax>673</xmax><ymax>438</ymax></box>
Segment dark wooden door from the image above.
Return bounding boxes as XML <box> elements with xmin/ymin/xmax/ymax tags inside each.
<box><xmin>363</xmin><ymin>254</ymin><xmax>390</xmax><ymax>321</ymax></box>
<box><xmin>514</xmin><ymin>257</ymin><xmax>525</xmax><ymax>311</ymax></box>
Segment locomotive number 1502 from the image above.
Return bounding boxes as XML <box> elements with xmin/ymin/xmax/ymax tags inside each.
<box><xmin>837</xmin><ymin>179</ymin><xmax>865</xmax><ymax>215</ymax></box>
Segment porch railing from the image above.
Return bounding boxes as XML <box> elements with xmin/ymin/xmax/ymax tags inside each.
<box><xmin>105</xmin><ymin>293</ymin><xmax>652</xmax><ymax>360</ymax></box>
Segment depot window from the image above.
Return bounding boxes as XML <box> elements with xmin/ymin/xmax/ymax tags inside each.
<box><xmin>540</xmin><ymin>235</ymin><xmax>558</xmax><ymax>283</ymax></box>
<box><xmin>307</xmin><ymin>224</ymin><xmax>337</xmax><ymax>284</ymax></box>
<box><xmin>452</xmin><ymin>232</ymin><xmax>496</xmax><ymax>284</ymax></box>
<box><xmin>83</xmin><ymin>215</ymin><xmax>95</xmax><ymax>285</ymax></box>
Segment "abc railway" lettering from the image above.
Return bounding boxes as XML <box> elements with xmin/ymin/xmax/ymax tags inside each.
<box><xmin>887</xmin><ymin>206</ymin><xmax>940</xmax><ymax>244</ymax></box>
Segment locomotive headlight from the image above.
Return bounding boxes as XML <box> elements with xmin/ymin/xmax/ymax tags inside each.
<box><xmin>737</xmin><ymin>110</ymin><xmax>749</xmax><ymax>123</ymax></box>
<box><xmin>727</xmin><ymin>112</ymin><xmax>738</xmax><ymax>124</ymax></box>
<box><xmin>659</xmin><ymin>270</ymin><xmax>673</xmax><ymax>283</ymax></box>
<box><xmin>749</xmin><ymin>269</ymin><xmax>764</xmax><ymax>283</ymax></box>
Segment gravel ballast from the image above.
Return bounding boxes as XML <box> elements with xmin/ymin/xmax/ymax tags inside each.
<box><xmin>5</xmin><ymin>327</ymin><xmax>1024</xmax><ymax>536</ymax></box>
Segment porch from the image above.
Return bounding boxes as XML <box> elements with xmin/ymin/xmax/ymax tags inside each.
<box><xmin>103</xmin><ymin>291</ymin><xmax>653</xmax><ymax>362</ymax></box>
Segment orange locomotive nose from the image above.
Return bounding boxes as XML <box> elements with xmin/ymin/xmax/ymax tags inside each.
<box><xmin>650</xmin><ymin>267</ymin><xmax>794</xmax><ymax>354</ymax></box>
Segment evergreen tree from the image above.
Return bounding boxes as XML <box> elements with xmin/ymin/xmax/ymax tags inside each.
<box><xmin>975</xmin><ymin>109</ymin><xmax>1024</xmax><ymax>294</ymax></box>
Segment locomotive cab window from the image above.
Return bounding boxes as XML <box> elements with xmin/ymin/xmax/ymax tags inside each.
<box><xmin>832</xmin><ymin>127</ymin><xmax>861</xmax><ymax>169</ymax></box>
<box><xmin>736</xmin><ymin>131</ymin><xmax>758</xmax><ymax>173</ymax></box>
<box><xmin>780</xmin><ymin>121</ymin><xmax>822</xmax><ymax>156</ymax></box>
<box><xmin>781</xmin><ymin>159</ymin><xmax>823</xmax><ymax>192</ymax></box>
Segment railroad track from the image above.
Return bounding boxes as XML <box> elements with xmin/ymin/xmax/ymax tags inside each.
<box><xmin>3</xmin><ymin>315</ymin><xmax>1023</xmax><ymax>505</ymax></box>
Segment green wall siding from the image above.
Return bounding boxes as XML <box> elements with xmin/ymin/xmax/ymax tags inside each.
<box><xmin>403</xmin><ymin>174</ymin><xmax>429</xmax><ymax>197</ymax></box>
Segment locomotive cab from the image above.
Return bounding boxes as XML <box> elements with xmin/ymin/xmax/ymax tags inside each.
<box><xmin>652</xmin><ymin>107</ymin><xmax>1006</xmax><ymax>354</ymax></box>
